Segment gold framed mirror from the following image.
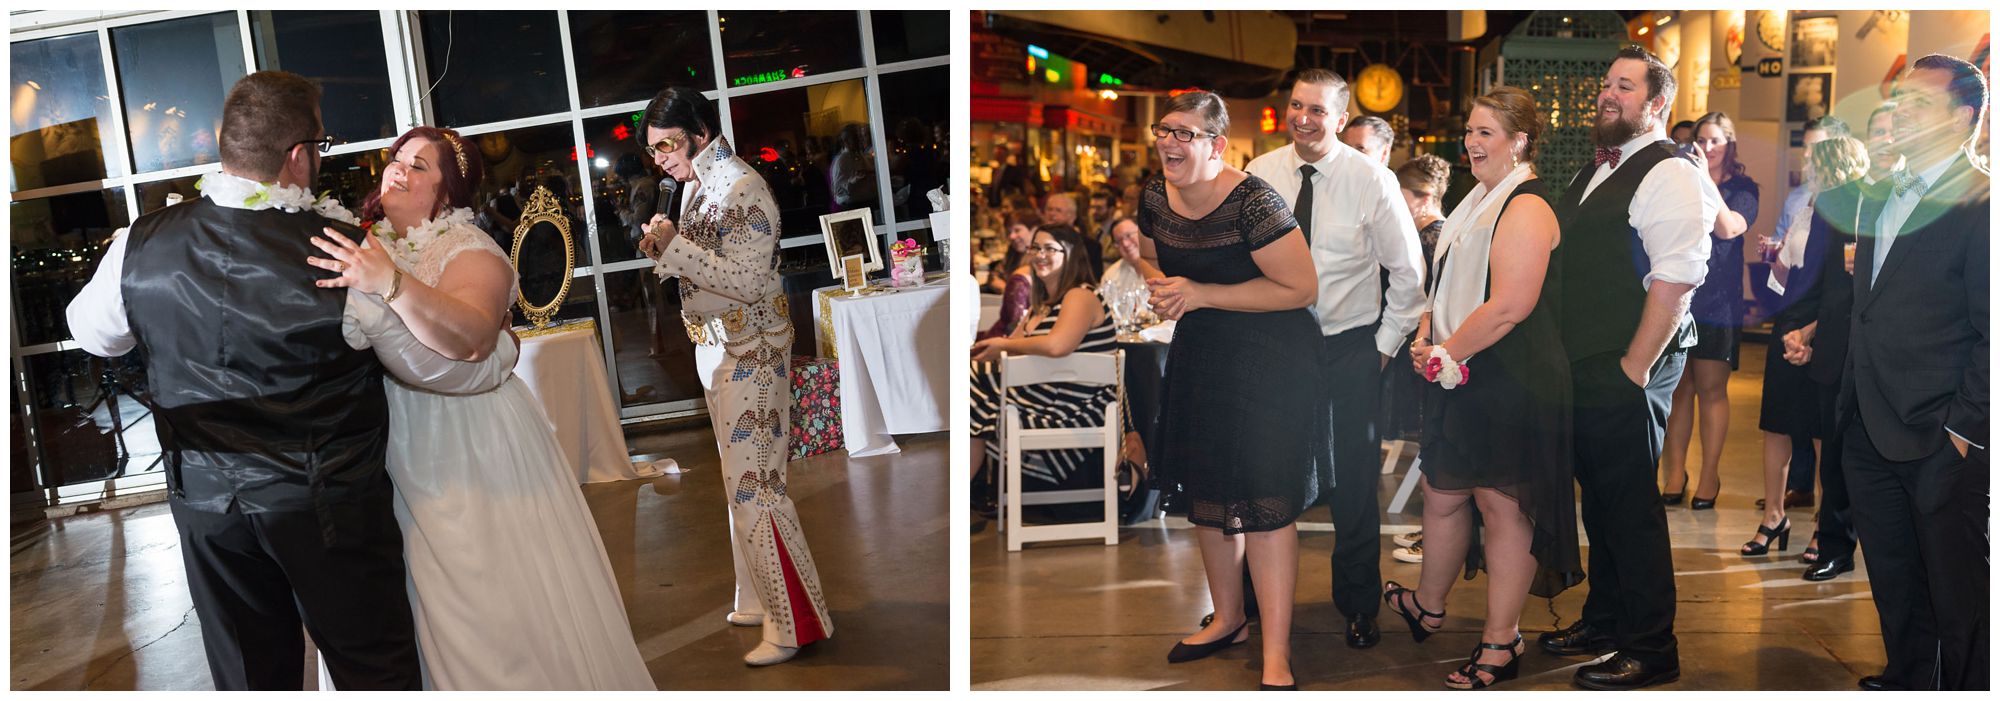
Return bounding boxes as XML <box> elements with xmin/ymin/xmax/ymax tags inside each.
<box><xmin>511</xmin><ymin>185</ymin><xmax>574</xmax><ymax>329</ymax></box>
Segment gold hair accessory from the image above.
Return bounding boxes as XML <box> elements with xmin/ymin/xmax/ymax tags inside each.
<box><xmin>440</xmin><ymin>132</ymin><xmax>469</xmax><ymax>178</ymax></box>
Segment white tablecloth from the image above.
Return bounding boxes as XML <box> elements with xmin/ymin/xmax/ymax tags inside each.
<box><xmin>513</xmin><ymin>323</ymin><xmax>663</xmax><ymax>483</ymax></box>
<box><xmin>816</xmin><ymin>280</ymin><xmax>951</xmax><ymax>456</ymax></box>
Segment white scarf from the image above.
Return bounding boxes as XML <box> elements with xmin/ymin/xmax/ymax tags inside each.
<box><xmin>1429</xmin><ymin>163</ymin><xmax>1535</xmax><ymax>342</ymax></box>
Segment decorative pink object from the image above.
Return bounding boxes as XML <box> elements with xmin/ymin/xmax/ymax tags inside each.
<box><xmin>889</xmin><ymin>238</ymin><xmax>925</xmax><ymax>287</ymax></box>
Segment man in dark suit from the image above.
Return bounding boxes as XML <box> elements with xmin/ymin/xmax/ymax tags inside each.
<box><xmin>1842</xmin><ymin>53</ymin><xmax>1989</xmax><ymax>692</ymax></box>
<box><xmin>65</xmin><ymin>72</ymin><xmax>420</xmax><ymax>690</ymax></box>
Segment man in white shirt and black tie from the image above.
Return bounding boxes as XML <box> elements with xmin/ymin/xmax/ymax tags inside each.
<box><xmin>1204</xmin><ymin>68</ymin><xmax>1424</xmax><ymax>651</ymax></box>
<box><xmin>1841</xmin><ymin>53</ymin><xmax>1988</xmax><ymax>692</ymax></box>
<box><xmin>1541</xmin><ymin>46</ymin><xmax>1720</xmax><ymax>690</ymax></box>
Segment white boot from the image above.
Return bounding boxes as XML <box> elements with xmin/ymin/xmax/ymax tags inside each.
<box><xmin>743</xmin><ymin>641</ymin><xmax>799</xmax><ymax>666</ymax></box>
<box><xmin>726</xmin><ymin>611</ymin><xmax>764</xmax><ymax>627</ymax></box>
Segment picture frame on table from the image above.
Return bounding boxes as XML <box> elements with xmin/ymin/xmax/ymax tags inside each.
<box><xmin>841</xmin><ymin>254</ymin><xmax>868</xmax><ymax>292</ymax></box>
<box><xmin>821</xmin><ymin>207</ymin><xmax>881</xmax><ymax>275</ymax></box>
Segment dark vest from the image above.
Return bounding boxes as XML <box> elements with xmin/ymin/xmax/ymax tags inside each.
<box><xmin>121</xmin><ymin>197</ymin><xmax>390</xmax><ymax>529</ymax></box>
<box><xmin>1553</xmin><ymin>140</ymin><xmax>1696</xmax><ymax>362</ymax></box>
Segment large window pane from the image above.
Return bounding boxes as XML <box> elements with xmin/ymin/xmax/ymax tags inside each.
<box><xmin>316</xmin><ymin>147</ymin><xmax>391</xmax><ymax>215</ymax></box>
<box><xmin>249</xmin><ymin>10</ymin><xmax>397</xmax><ymax>143</ymax></box>
<box><xmin>20</xmin><ymin>349</ymin><xmax>161</xmax><ymax>488</ymax></box>
<box><xmin>111</xmin><ymin>13</ymin><xmax>245</xmax><ymax>173</ymax></box>
<box><xmin>12</xmin><ymin>189</ymin><xmax>130</xmax><ymax>347</ymax></box>
<box><xmin>465</xmin><ymin>122</ymin><xmax>589</xmax><ymax>278</ymax></box>
<box><xmin>878</xmin><ymin>66</ymin><xmax>948</xmax><ymax>223</ymax></box>
<box><xmin>136</xmin><ymin>175</ymin><xmax>201</xmax><ymax>215</ymax></box>
<box><xmin>718</xmin><ymin>11</ymin><xmax>862</xmax><ymax>89</ymax></box>
<box><xmin>729</xmin><ymin>79</ymin><xmax>874</xmax><ymax>257</ymax></box>
<box><xmin>569</xmin><ymin>11</ymin><xmax>715</xmax><ymax>107</ymax></box>
<box><xmin>870</xmin><ymin>11</ymin><xmax>949</xmax><ymax>64</ymax></box>
<box><xmin>581</xmin><ymin>112</ymin><xmax>656</xmax><ymax>267</ymax></box>
<box><xmin>601</xmin><ymin>268</ymin><xmax>703</xmax><ymax>408</ymax></box>
<box><xmin>11</xmin><ymin>33</ymin><xmax>121</xmax><ymax>191</ymax></box>
<box><xmin>418</xmin><ymin>11</ymin><xmax>567</xmax><ymax>127</ymax></box>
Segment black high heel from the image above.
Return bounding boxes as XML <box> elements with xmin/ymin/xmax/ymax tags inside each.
<box><xmin>1689</xmin><ymin>494</ymin><xmax>1717</xmax><ymax>510</ymax></box>
<box><xmin>1167</xmin><ymin>621</ymin><xmax>1249</xmax><ymax>663</ymax></box>
<box><xmin>1445</xmin><ymin>635</ymin><xmax>1524</xmax><ymax>690</ymax></box>
<box><xmin>1740</xmin><ymin>516</ymin><xmax>1791</xmax><ymax>556</ymax></box>
<box><xmin>1382</xmin><ymin>581</ymin><xmax>1445</xmax><ymax>643</ymax></box>
<box><xmin>1660</xmin><ymin>489</ymin><xmax>1686</xmax><ymax>506</ymax></box>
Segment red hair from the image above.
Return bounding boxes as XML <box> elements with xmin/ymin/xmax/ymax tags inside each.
<box><xmin>360</xmin><ymin>126</ymin><xmax>485</xmax><ymax>222</ymax></box>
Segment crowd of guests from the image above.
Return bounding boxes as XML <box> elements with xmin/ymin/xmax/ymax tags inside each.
<box><xmin>972</xmin><ymin>43</ymin><xmax>1989</xmax><ymax>692</ymax></box>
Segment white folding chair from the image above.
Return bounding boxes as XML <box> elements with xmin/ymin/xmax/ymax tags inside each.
<box><xmin>998</xmin><ymin>350</ymin><xmax>1123</xmax><ymax>551</ymax></box>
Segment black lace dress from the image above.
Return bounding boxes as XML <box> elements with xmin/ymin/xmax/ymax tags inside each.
<box><xmin>1139</xmin><ymin>175</ymin><xmax>1328</xmax><ymax>534</ymax></box>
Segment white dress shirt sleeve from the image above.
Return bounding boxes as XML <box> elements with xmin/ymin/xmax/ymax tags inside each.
<box><xmin>1367</xmin><ymin>167</ymin><xmax>1427</xmax><ymax>355</ymax></box>
<box><xmin>1630</xmin><ymin>157</ymin><xmax>1719</xmax><ymax>289</ymax></box>
<box><xmin>65</xmin><ymin>230</ymin><xmax>137</xmax><ymax>357</ymax></box>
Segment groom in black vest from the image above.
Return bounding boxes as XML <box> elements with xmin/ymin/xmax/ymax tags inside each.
<box><xmin>1541</xmin><ymin>46</ymin><xmax>1719</xmax><ymax>690</ymax></box>
<box><xmin>64</xmin><ymin>71</ymin><xmax>420</xmax><ymax>690</ymax></box>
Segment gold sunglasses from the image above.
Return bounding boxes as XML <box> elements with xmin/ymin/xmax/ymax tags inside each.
<box><xmin>643</xmin><ymin>132</ymin><xmax>688</xmax><ymax>158</ymax></box>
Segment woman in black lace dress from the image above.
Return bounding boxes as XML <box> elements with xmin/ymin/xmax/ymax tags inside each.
<box><xmin>1123</xmin><ymin>91</ymin><xmax>1322</xmax><ymax>691</ymax></box>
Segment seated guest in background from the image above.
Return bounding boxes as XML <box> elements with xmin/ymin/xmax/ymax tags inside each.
<box><xmin>1385</xmin><ymin>86</ymin><xmax>1582</xmax><ymax>690</ymax></box>
<box><xmin>979</xmin><ymin>212</ymin><xmax>1040</xmax><ymax>340</ymax></box>
<box><xmin>1792</xmin><ymin>102</ymin><xmax>1900</xmax><ymax>577</ymax></box>
<box><xmin>1099</xmin><ymin>217</ymin><xmax>1152</xmax><ymax>321</ymax></box>
<box><xmin>967</xmin><ymin>224</ymin><xmax>1115</xmax><ymax>499</ymax></box>
<box><xmin>1090</xmin><ymin>187</ymin><xmax>1119</xmax><ymax>252</ymax></box>
<box><xmin>1341</xmin><ymin>115</ymin><xmax>1396</xmax><ymax>167</ymax></box>
<box><xmin>1043</xmin><ymin>191</ymin><xmax>1103</xmax><ymax>274</ymax></box>
<box><xmin>1137</xmin><ymin>91</ymin><xmax>1321</xmax><ymax>691</ymax></box>
<box><xmin>1843</xmin><ymin>54</ymin><xmax>1988</xmax><ymax>691</ymax></box>
<box><xmin>1397</xmin><ymin>154</ymin><xmax>1451</xmax><ymax>270</ymax></box>
<box><xmin>1670</xmin><ymin>119</ymin><xmax>1696</xmax><ymax>146</ymax></box>
<box><xmin>1383</xmin><ymin>153</ymin><xmax>1454</xmax><ymax>560</ymax></box>
<box><xmin>1662</xmin><ymin>111</ymin><xmax>1758</xmax><ymax>511</ymax></box>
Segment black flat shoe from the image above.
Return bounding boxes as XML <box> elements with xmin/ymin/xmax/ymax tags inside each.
<box><xmin>1167</xmin><ymin>621</ymin><xmax>1249</xmax><ymax>663</ymax></box>
<box><xmin>1537</xmin><ymin>620</ymin><xmax>1615</xmax><ymax>656</ymax></box>
<box><xmin>1345</xmin><ymin>613</ymin><xmax>1380</xmax><ymax>649</ymax></box>
<box><xmin>1259</xmin><ymin>684</ymin><xmax>1297</xmax><ymax>690</ymax></box>
<box><xmin>1445</xmin><ymin>635</ymin><xmax>1524</xmax><ymax>690</ymax></box>
<box><xmin>1199</xmin><ymin>606</ymin><xmax>1258</xmax><ymax>629</ymax></box>
<box><xmin>1382</xmin><ymin>581</ymin><xmax>1444</xmax><ymax>643</ymax></box>
<box><xmin>1741</xmin><ymin>516</ymin><xmax>1792</xmax><ymax>556</ymax></box>
<box><xmin>1573</xmin><ymin>652</ymin><xmax>1680</xmax><ymax>690</ymax></box>
<box><xmin>1803</xmin><ymin>554</ymin><xmax>1856</xmax><ymax>581</ymax></box>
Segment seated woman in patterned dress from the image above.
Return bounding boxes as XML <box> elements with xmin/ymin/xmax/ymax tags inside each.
<box><xmin>968</xmin><ymin>224</ymin><xmax>1119</xmax><ymax>498</ymax></box>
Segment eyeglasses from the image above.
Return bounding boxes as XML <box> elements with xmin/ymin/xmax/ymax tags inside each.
<box><xmin>1151</xmin><ymin>124</ymin><xmax>1217</xmax><ymax>143</ymax></box>
<box><xmin>643</xmin><ymin>132</ymin><xmax>687</xmax><ymax>158</ymax></box>
<box><xmin>1028</xmin><ymin>244</ymin><xmax>1067</xmax><ymax>255</ymax></box>
<box><xmin>291</xmin><ymin>136</ymin><xmax>334</xmax><ymax>154</ymax></box>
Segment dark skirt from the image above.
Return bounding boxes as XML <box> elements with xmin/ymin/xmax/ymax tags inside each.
<box><xmin>1689</xmin><ymin>322</ymin><xmax>1742</xmax><ymax>370</ymax></box>
<box><xmin>1757</xmin><ymin>334</ymin><xmax>1821</xmax><ymax>437</ymax></box>
<box><xmin>1153</xmin><ymin>307</ymin><xmax>1328</xmax><ymax>535</ymax></box>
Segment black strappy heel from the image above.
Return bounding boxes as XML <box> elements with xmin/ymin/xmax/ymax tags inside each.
<box><xmin>1445</xmin><ymin>635</ymin><xmax>1524</xmax><ymax>690</ymax></box>
<box><xmin>1382</xmin><ymin>581</ymin><xmax>1445</xmax><ymax>643</ymax></box>
<box><xmin>1740</xmin><ymin>516</ymin><xmax>1791</xmax><ymax>556</ymax></box>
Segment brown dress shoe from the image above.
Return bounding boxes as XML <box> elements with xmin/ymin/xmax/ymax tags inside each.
<box><xmin>1755</xmin><ymin>490</ymin><xmax>1815</xmax><ymax>509</ymax></box>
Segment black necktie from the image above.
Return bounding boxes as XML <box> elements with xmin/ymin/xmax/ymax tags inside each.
<box><xmin>1295</xmin><ymin>164</ymin><xmax>1316</xmax><ymax>242</ymax></box>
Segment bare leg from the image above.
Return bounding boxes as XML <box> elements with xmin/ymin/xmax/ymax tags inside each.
<box><xmin>1747</xmin><ymin>431</ymin><xmax>1791</xmax><ymax>552</ymax></box>
<box><xmin>1691</xmin><ymin>359</ymin><xmax>1732</xmax><ymax>501</ymax></box>
<box><xmin>1662</xmin><ymin>373</ymin><xmax>1698</xmax><ymax>494</ymax></box>
<box><xmin>1447</xmin><ymin>488</ymin><xmax>1535</xmax><ymax>686</ymax></box>
<box><xmin>1245</xmin><ymin>525</ymin><xmax>1298</xmax><ymax>687</ymax></box>
<box><xmin>970</xmin><ymin>438</ymin><xmax>986</xmax><ymax>480</ymax></box>
<box><xmin>1396</xmin><ymin>475</ymin><xmax>1471</xmax><ymax>622</ymax></box>
<box><xmin>1189</xmin><ymin>526</ymin><xmax>1250</xmax><ymax>644</ymax></box>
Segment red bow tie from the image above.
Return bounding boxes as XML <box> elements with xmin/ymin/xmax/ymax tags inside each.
<box><xmin>1593</xmin><ymin>147</ymin><xmax>1622</xmax><ymax>170</ymax></box>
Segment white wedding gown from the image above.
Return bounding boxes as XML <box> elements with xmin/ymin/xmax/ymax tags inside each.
<box><xmin>321</xmin><ymin>216</ymin><xmax>654</xmax><ymax>690</ymax></box>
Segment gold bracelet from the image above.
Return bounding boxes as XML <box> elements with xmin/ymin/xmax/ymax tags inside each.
<box><xmin>383</xmin><ymin>269</ymin><xmax>405</xmax><ymax>303</ymax></box>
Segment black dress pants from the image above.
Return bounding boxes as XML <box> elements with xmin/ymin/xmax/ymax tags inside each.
<box><xmin>1321</xmin><ymin>325</ymin><xmax>1383</xmax><ymax>619</ymax></box>
<box><xmin>1843</xmin><ymin>419</ymin><xmax>1990</xmax><ymax>690</ymax></box>
<box><xmin>171</xmin><ymin>493</ymin><xmax>421</xmax><ymax>691</ymax></box>
<box><xmin>1571</xmin><ymin>350</ymin><xmax>1683</xmax><ymax>667</ymax></box>
<box><xmin>1811</xmin><ymin>383</ymin><xmax>1856</xmax><ymax>560</ymax></box>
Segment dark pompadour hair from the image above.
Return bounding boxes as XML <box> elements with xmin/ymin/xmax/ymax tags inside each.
<box><xmin>641</xmin><ymin>86</ymin><xmax>721</xmax><ymax>156</ymax></box>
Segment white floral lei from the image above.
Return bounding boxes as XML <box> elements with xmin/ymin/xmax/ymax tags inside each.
<box><xmin>368</xmin><ymin>207</ymin><xmax>478</xmax><ymax>269</ymax></box>
<box><xmin>196</xmin><ymin>171</ymin><xmax>360</xmax><ymax>226</ymax></box>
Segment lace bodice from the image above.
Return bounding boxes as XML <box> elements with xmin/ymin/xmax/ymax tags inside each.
<box><xmin>381</xmin><ymin>208</ymin><xmax>519</xmax><ymax>301</ymax></box>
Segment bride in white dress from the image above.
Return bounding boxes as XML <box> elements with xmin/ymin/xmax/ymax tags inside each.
<box><xmin>307</xmin><ymin>126</ymin><xmax>654</xmax><ymax>690</ymax></box>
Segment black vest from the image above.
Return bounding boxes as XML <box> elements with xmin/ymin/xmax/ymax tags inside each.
<box><xmin>1553</xmin><ymin>141</ymin><xmax>1696</xmax><ymax>362</ymax></box>
<box><xmin>121</xmin><ymin>197</ymin><xmax>390</xmax><ymax>526</ymax></box>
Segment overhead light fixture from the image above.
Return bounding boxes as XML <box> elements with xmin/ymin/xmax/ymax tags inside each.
<box><xmin>1656</xmin><ymin>14</ymin><xmax>1672</xmax><ymax>26</ymax></box>
<box><xmin>1638</xmin><ymin>26</ymin><xmax>1649</xmax><ymax>36</ymax></box>
<box><xmin>25</xmin><ymin>80</ymin><xmax>42</xmax><ymax>90</ymax></box>
<box><xmin>1099</xmin><ymin>89</ymin><xmax>1118</xmax><ymax>101</ymax></box>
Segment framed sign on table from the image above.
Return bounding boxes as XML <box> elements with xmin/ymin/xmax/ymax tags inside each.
<box><xmin>821</xmin><ymin>207</ymin><xmax>881</xmax><ymax>274</ymax></box>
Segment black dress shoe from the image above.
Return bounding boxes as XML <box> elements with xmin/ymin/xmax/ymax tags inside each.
<box><xmin>1537</xmin><ymin>620</ymin><xmax>1615</xmax><ymax>656</ymax></box>
<box><xmin>1573</xmin><ymin>653</ymin><xmax>1681</xmax><ymax>690</ymax></box>
<box><xmin>1259</xmin><ymin>683</ymin><xmax>1297</xmax><ymax>690</ymax></box>
<box><xmin>1167</xmin><ymin>621</ymin><xmax>1249</xmax><ymax>663</ymax></box>
<box><xmin>1859</xmin><ymin>675</ymin><xmax>1889</xmax><ymax>690</ymax></box>
<box><xmin>1803</xmin><ymin>554</ymin><xmax>1856</xmax><ymax>581</ymax></box>
<box><xmin>1345</xmin><ymin>613</ymin><xmax>1380</xmax><ymax>649</ymax></box>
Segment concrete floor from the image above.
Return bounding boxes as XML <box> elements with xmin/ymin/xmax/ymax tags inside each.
<box><xmin>971</xmin><ymin>342</ymin><xmax>1889</xmax><ymax>691</ymax></box>
<box><xmin>10</xmin><ymin>425</ymin><xmax>949</xmax><ymax>691</ymax></box>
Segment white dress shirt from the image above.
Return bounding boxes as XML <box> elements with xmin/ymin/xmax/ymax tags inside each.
<box><xmin>1578</xmin><ymin>128</ymin><xmax>1721</xmax><ymax>289</ymax></box>
<box><xmin>1871</xmin><ymin>151</ymin><xmax>1962</xmax><ymax>285</ymax></box>
<box><xmin>1245</xmin><ymin>143</ymin><xmax>1425</xmax><ymax>356</ymax></box>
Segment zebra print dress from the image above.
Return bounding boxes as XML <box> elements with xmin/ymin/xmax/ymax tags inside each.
<box><xmin>969</xmin><ymin>290</ymin><xmax>1119</xmax><ymax>488</ymax></box>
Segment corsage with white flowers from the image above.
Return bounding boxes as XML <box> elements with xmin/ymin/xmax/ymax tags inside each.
<box><xmin>1424</xmin><ymin>346</ymin><xmax>1470</xmax><ymax>389</ymax></box>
